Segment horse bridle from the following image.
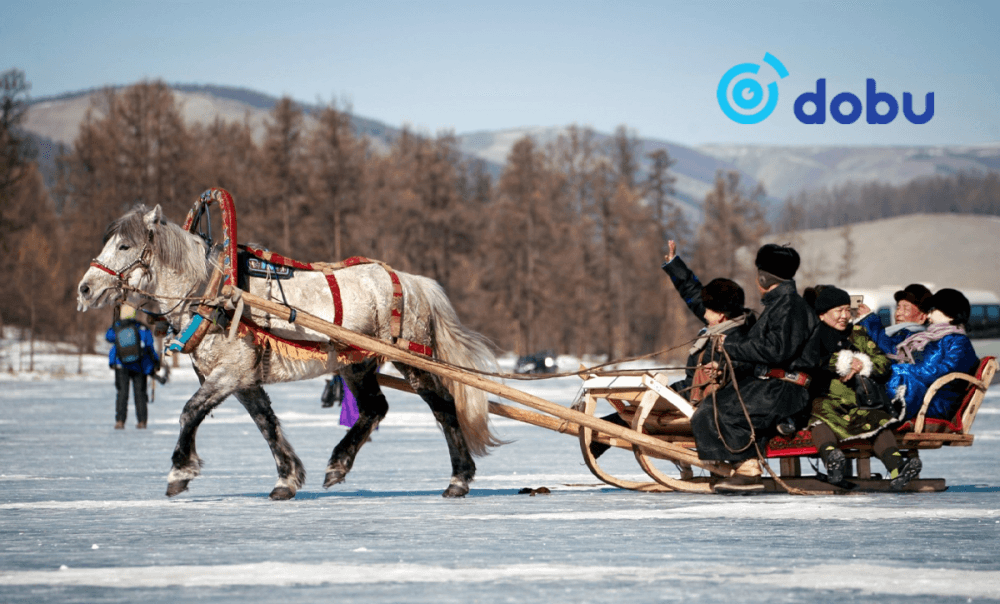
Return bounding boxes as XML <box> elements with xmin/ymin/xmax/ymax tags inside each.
<box><xmin>89</xmin><ymin>241</ymin><xmax>152</xmax><ymax>284</ymax></box>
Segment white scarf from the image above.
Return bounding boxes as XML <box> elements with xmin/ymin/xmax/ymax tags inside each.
<box><xmin>689</xmin><ymin>314</ymin><xmax>749</xmax><ymax>356</ymax></box>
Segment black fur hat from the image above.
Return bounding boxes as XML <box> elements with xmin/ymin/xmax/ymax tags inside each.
<box><xmin>894</xmin><ymin>283</ymin><xmax>933</xmax><ymax>313</ymax></box>
<box><xmin>702</xmin><ymin>278</ymin><xmax>745</xmax><ymax>318</ymax></box>
<box><xmin>811</xmin><ymin>285</ymin><xmax>851</xmax><ymax>315</ymax></box>
<box><xmin>755</xmin><ymin>244</ymin><xmax>800</xmax><ymax>280</ymax></box>
<box><xmin>928</xmin><ymin>288</ymin><xmax>971</xmax><ymax>325</ymax></box>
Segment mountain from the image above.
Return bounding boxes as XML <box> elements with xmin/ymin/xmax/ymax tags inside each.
<box><xmin>697</xmin><ymin>143</ymin><xmax>1000</xmax><ymax>200</ymax></box>
<box><xmin>24</xmin><ymin>84</ymin><xmax>402</xmax><ymax>154</ymax></box>
<box><xmin>20</xmin><ymin>83</ymin><xmax>1000</xmax><ymax>218</ymax></box>
<box><xmin>15</xmin><ymin>85</ymin><xmax>776</xmax><ymax>219</ymax></box>
<box><xmin>454</xmin><ymin>127</ymin><xmax>763</xmax><ymax>219</ymax></box>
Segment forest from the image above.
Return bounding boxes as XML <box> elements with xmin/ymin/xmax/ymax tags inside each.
<box><xmin>2</xmin><ymin>70</ymin><xmax>998</xmax><ymax>366</ymax></box>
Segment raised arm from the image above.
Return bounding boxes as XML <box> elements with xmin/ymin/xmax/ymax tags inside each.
<box><xmin>661</xmin><ymin>241</ymin><xmax>709</xmax><ymax>325</ymax></box>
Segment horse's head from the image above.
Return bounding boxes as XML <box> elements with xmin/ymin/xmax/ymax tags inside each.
<box><xmin>77</xmin><ymin>204</ymin><xmax>207</xmax><ymax>312</ymax></box>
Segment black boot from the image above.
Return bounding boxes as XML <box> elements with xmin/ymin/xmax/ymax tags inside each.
<box><xmin>889</xmin><ymin>457</ymin><xmax>922</xmax><ymax>491</ymax></box>
<box><xmin>823</xmin><ymin>448</ymin><xmax>846</xmax><ymax>484</ymax></box>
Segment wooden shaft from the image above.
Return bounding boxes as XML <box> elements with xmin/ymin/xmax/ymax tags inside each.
<box><xmin>376</xmin><ymin>374</ymin><xmax>637</xmax><ymax>451</ymax></box>
<box><xmin>232</xmin><ymin>286</ymin><xmax>714</xmax><ymax>471</ymax></box>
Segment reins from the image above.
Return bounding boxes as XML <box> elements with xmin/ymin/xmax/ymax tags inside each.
<box><xmin>708</xmin><ymin>337</ymin><xmax>811</xmax><ymax>496</ymax></box>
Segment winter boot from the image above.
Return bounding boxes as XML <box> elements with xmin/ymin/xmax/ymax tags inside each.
<box><xmin>889</xmin><ymin>457</ymin><xmax>922</xmax><ymax>491</ymax></box>
<box><xmin>114</xmin><ymin>421</ymin><xmax>125</xmax><ymax>430</ymax></box>
<box><xmin>713</xmin><ymin>459</ymin><xmax>764</xmax><ymax>494</ymax></box>
<box><xmin>821</xmin><ymin>446</ymin><xmax>847</xmax><ymax>484</ymax></box>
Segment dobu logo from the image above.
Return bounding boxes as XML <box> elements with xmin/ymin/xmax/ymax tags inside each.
<box><xmin>717</xmin><ymin>53</ymin><xmax>936</xmax><ymax>125</ymax></box>
<box><xmin>717</xmin><ymin>52</ymin><xmax>789</xmax><ymax>124</ymax></box>
<box><xmin>794</xmin><ymin>79</ymin><xmax>934</xmax><ymax>124</ymax></box>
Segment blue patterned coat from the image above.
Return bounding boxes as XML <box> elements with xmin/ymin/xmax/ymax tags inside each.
<box><xmin>886</xmin><ymin>333</ymin><xmax>978</xmax><ymax>420</ymax></box>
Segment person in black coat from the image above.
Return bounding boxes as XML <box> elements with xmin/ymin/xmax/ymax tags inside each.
<box><xmin>589</xmin><ymin>240</ymin><xmax>754</xmax><ymax>459</ymax></box>
<box><xmin>691</xmin><ymin>244</ymin><xmax>819</xmax><ymax>493</ymax></box>
<box><xmin>660</xmin><ymin>240</ymin><xmax>756</xmax><ymax>399</ymax></box>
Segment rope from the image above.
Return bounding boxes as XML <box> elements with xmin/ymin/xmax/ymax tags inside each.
<box><xmin>711</xmin><ymin>341</ymin><xmax>812</xmax><ymax>496</ymax></box>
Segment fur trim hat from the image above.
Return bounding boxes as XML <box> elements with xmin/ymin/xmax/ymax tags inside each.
<box><xmin>755</xmin><ymin>244</ymin><xmax>800</xmax><ymax>281</ymax></box>
<box><xmin>811</xmin><ymin>285</ymin><xmax>852</xmax><ymax>315</ymax></box>
<box><xmin>702</xmin><ymin>278</ymin><xmax>745</xmax><ymax>318</ymax></box>
<box><xmin>928</xmin><ymin>288</ymin><xmax>971</xmax><ymax>325</ymax></box>
<box><xmin>894</xmin><ymin>283</ymin><xmax>933</xmax><ymax>313</ymax></box>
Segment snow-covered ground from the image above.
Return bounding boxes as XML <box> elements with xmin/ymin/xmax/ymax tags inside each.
<box><xmin>1</xmin><ymin>346</ymin><xmax>999</xmax><ymax>603</ymax></box>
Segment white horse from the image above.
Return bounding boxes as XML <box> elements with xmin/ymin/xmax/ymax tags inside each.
<box><xmin>77</xmin><ymin>203</ymin><xmax>501</xmax><ymax>499</ymax></box>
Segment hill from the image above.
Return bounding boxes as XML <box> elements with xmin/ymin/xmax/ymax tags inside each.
<box><xmin>20</xmin><ymin>83</ymin><xmax>1000</xmax><ymax>219</ymax></box>
<box><xmin>761</xmin><ymin>213</ymin><xmax>1000</xmax><ymax>294</ymax></box>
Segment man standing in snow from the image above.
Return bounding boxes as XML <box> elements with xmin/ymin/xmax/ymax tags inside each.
<box><xmin>107</xmin><ymin>304</ymin><xmax>159</xmax><ymax>430</ymax></box>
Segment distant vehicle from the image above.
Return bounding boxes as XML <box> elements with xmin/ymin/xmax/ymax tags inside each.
<box><xmin>515</xmin><ymin>350</ymin><xmax>558</xmax><ymax>374</ymax></box>
<box><xmin>965</xmin><ymin>290</ymin><xmax>1000</xmax><ymax>339</ymax></box>
<box><xmin>848</xmin><ymin>286</ymin><xmax>1000</xmax><ymax>339</ymax></box>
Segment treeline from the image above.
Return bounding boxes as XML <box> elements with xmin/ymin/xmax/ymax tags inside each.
<box><xmin>776</xmin><ymin>171</ymin><xmax>1000</xmax><ymax>231</ymax></box>
<box><xmin>2</xmin><ymin>75</ymin><xmax>772</xmax><ymax>362</ymax></box>
<box><xmin>6</xmin><ymin>73</ymin><xmax>996</xmax><ymax>364</ymax></box>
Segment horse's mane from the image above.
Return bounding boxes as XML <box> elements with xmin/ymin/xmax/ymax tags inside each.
<box><xmin>104</xmin><ymin>205</ymin><xmax>210</xmax><ymax>282</ymax></box>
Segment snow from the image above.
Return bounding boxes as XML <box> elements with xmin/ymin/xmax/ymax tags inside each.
<box><xmin>1</xmin><ymin>347</ymin><xmax>999</xmax><ymax>603</ymax></box>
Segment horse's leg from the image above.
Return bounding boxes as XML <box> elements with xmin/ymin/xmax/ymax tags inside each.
<box><xmin>166</xmin><ymin>377</ymin><xmax>233</xmax><ymax>497</ymax></box>
<box><xmin>233</xmin><ymin>386</ymin><xmax>306</xmax><ymax>501</ymax></box>
<box><xmin>324</xmin><ymin>358</ymin><xmax>388</xmax><ymax>488</ymax></box>
<box><xmin>395</xmin><ymin>363</ymin><xmax>476</xmax><ymax>498</ymax></box>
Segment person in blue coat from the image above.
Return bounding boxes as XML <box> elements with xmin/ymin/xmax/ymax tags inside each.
<box><xmin>857</xmin><ymin>283</ymin><xmax>932</xmax><ymax>355</ymax></box>
<box><xmin>106</xmin><ymin>304</ymin><xmax>160</xmax><ymax>430</ymax></box>
<box><xmin>886</xmin><ymin>288</ymin><xmax>979</xmax><ymax>420</ymax></box>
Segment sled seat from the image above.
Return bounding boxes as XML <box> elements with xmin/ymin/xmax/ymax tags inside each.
<box><xmin>765</xmin><ymin>356</ymin><xmax>996</xmax><ymax>488</ymax></box>
<box><xmin>583</xmin><ymin>373</ymin><xmax>696</xmax><ymax>441</ymax></box>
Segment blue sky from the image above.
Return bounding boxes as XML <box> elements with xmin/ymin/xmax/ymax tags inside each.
<box><xmin>4</xmin><ymin>0</ymin><xmax>999</xmax><ymax>146</ymax></box>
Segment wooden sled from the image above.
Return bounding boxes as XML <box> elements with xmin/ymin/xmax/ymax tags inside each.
<box><xmin>224</xmin><ymin>285</ymin><xmax>994</xmax><ymax>495</ymax></box>
<box><xmin>580</xmin><ymin>357</ymin><xmax>997</xmax><ymax>494</ymax></box>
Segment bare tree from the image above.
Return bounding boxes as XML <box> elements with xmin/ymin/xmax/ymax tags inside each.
<box><xmin>261</xmin><ymin>97</ymin><xmax>306</xmax><ymax>255</ymax></box>
<box><xmin>693</xmin><ymin>171</ymin><xmax>770</xmax><ymax>293</ymax></box>
<box><xmin>307</xmin><ymin>103</ymin><xmax>364</xmax><ymax>260</ymax></box>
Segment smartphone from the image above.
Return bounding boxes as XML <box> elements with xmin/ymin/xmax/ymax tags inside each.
<box><xmin>849</xmin><ymin>294</ymin><xmax>864</xmax><ymax>309</ymax></box>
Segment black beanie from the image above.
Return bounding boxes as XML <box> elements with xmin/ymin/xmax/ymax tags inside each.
<box><xmin>928</xmin><ymin>288</ymin><xmax>971</xmax><ymax>325</ymax></box>
<box><xmin>755</xmin><ymin>244</ymin><xmax>800</xmax><ymax>280</ymax></box>
<box><xmin>894</xmin><ymin>283</ymin><xmax>933</xmax><ymax>313</ymax></box>
<box><xmin>812</xmin><ymin>285</ymin><xmax>852</xmax><ymax>315</ymax></box>
<box><xmin>702</xmin><ymin>278</ymin><xmax>745</xmax><ymax>318</ymax></box>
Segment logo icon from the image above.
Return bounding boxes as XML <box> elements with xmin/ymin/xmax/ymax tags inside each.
<box><xmin>717</xmin><ymin>52</ymin><xmax>789</xmax><ymax>124</ymax></box>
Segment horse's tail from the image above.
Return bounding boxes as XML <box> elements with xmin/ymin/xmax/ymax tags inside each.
<box><xmin>415</xmin><ymin>277</ymin><xmax>504</xmax><ymax>457</ymax></box>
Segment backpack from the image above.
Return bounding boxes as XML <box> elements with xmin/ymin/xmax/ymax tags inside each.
<box><xmin>114</xmin><ymin>319</ymin><xmax>143</xmax><ymax>365</ymax></box>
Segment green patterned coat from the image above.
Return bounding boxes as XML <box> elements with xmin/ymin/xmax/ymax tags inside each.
<box><xmin>809</xmin><ymin>325</ymin><xmax>896</xmax><ymax>441</ymax></box>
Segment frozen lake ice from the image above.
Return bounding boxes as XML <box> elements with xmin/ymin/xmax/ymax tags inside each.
<box><xmin>1</xmin><ymin>353</ymin><xmax>999</xmax><ymax>603</ymax></box>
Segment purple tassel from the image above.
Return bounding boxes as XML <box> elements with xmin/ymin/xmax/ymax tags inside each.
<box><xmin>339</xmin><ymin>383</ymin><xmax>359</xmax><ymax>428</ymax></box>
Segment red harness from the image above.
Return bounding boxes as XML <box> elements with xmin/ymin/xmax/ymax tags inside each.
<box><xmin>176</xmin><ymin>188</ymin><xmax>433</xmax><ymax>360</ymax></box>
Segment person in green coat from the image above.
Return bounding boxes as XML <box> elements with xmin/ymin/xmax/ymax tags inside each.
<box><xmin>804</xmin><ymin>286</ymin><xmax>919</xmax><ymax>490</ymax></box>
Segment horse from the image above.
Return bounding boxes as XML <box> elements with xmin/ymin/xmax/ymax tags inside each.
<box><xmin>77</xmin><ymin>202</ymin><xmax>502</xmax><ymax>500</ymax></box>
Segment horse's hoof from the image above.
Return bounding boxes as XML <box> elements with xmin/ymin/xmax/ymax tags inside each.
<box><xmin>269</xmin><ymin>487</ymin><xmax>296</xmax><ymax>501</ymax></box>
<box><xmin>166</xmin><ymin>480</ymin><xmax>189</xmax><ymax>497</ymax></box>
<box><xmin>323</xmin><ymin>470</ymin><xmax>346</xmax><ymax>489</ymax></box>
<box><xmin>442</xmin><ymin>483</ymin><xmax>469</xmax><ymax>498</ymax></box>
